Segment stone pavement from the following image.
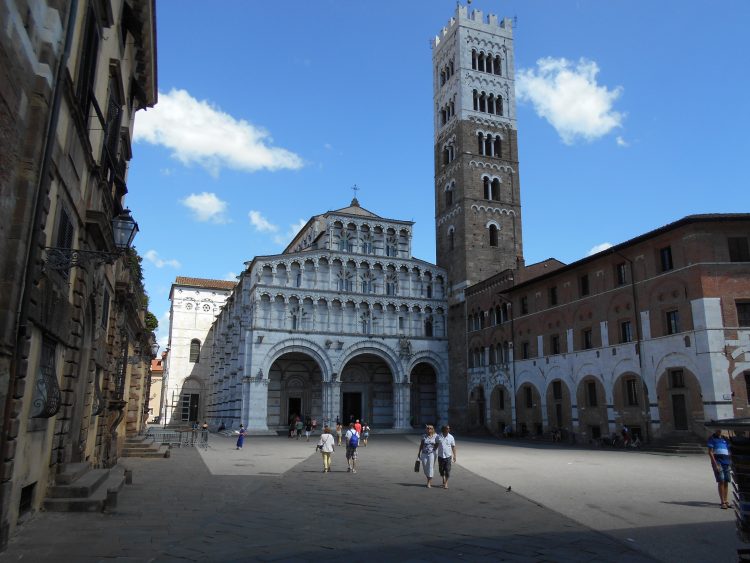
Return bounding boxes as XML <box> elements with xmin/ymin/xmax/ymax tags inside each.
<box><xmin>0</xmin><ymin>433</ymin><xmax>722</xmax><ymax>562</ymax></box>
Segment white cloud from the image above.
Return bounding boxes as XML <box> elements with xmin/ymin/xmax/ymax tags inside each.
<box><xmin>134</xmin><ymin>88</ymin><xmax>304</xmax><ymax>176</ymax></box>
<box><xmin>587</xmin><ymin>242</ymin><xmax>614</xmax><ymax>256</ymax></box>
<box><xmin>616</xmin><ymin>136</ymin><xmax>629</xmax><ymax>147</ymax></box>
<box><xmin>144</xmin><ymin>249</ymin><xmax>181</xmax><ymax>269</ymax></box>
<box><xmin>273</xmin><ymin>218</ymin><xmax>307</xmax><ymax>245</ymax></box>
<box><xmin>517</xmin><ymin>57</ymin><xmax>624</xmax><ymax>144</ymax></box>
<box><xmin>248</xmin><ymin>210</ymin><xmax>279</xmax><ymax>233</ymax></box>
<box><xmin>181</xmin><ymin>192</ymin><xmax>229</xmax><ymax>223</ymax></box>
<box><xmin>225</xmin><ymin>272</ymin><xmax>238</xmax><ymax>281</ymax></box>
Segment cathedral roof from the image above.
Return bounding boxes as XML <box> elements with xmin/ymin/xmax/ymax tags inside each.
<box><xmin>330</xmin><ymin>197</ymin><xmax>382</xmax><ymax>219</ymax></box>
<box><xmin>172</xmin><ymin>276</ymin><xmax>236</xmax><ymax>291</ymax></box>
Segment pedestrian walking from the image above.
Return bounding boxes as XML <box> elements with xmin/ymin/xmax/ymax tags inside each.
<box><xmin>317</xmin><ymin>426</ymin><xmax>335</xmax><ymax>472</ymax></box>
<box><xmin>305</xmin><ymin>420</ymin><xmax>313</xmax><ymax>442</ymax></box>
<box><xmin>344</xmin><ymin>422</ymin><xmax>360</xmax><ymax>473</ymax></box>
<box><xmin>354</xmin><ymin>419</ymin><xmax>362</xmax><ymax>435</ymax></box>
<box><xmin>295</xmin><ymin>418</ymin><xmax>304</xmax><ymax>439</ymax></box>
<box><xmin>417</xmin><ymin>424</ymin><xmax>438</xmax><ymax>487</ymax></box>
<box><xmin>437</xmin><ymin>425</ymin><xmax>457</xmax><ymax>489</ymax></box>
<box><xmin>236</xmin><ymin>425</ymin><xmax>246</xmax><ymax>450</ymax></box>
<box><xmin>707</xmin><ymin>429</ymin><xmax>731</xmax><ymax>509</ymax></box>
<box><xmin>335</xmin><ymin>422</ymin><xmax>343</xmax><ymax>446</ymax></box>
<box><xmin>362</xmin><ymin>423</ymin><xmax>370</xmax><ymax>447</ymax></box>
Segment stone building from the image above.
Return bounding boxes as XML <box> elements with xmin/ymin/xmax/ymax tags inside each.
<box><xmin>432</xmin><ymin>6</ymin><xmax>523</xmax><ymax>428</ymax></box>
<box><xmin>163</xmin><ymin>277</ymin><xmax>235</xmax><ymax>425</ymax></box>
<box><xmin>205</xmin><ymin>200</ymin><xmax>450</xmax><ymax>432</ymax></box>
<box><xmin>0</xmin><ymin>0</ymin><xmax>156</xmax><ymax>546</ymax></box>
<box><xmin>464</xmin><ymin>214</ymin><xmax>750</xmax><ymax>441</ymax></box>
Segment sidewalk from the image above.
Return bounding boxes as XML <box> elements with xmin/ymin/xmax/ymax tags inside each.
<box><xmin>0</xmin><ymin>434</ymin><xmax>663</xmax><ymax>562</ymax></box>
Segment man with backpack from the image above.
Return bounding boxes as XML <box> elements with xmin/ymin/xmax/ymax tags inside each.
<box><xmin>344</xmin><ymin>422</ymin><xmax>360</xmax><ymax>473</ymax></box>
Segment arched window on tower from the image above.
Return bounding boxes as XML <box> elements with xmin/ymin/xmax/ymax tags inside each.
<box><xmin>478</xmin><ymin>52</ymin><xmax>485</xmax><ymax>72</ymax></box>
<box><xmin>488</xmin><ymin>94</ymin><xmax>495</xmax><ymax>114</ymax></box>
<box><xmin>489</xmin><ymin>224</ymin><xmax>499</xmax><ymax>247</ymax></box>
<box><xmin>424</xmin><ymin>316</ymin><xmax>433</xmax><ymax>337</ymax></box>
<box><xmin>479</xmin><ymin>92</ymin><xmax>486</xmax><ymax>113</ymax></box>
<box><xmin>473</xmin><ymin>89</ymin><xmax>478</xmax><ymax>111</ymax></box>
<box><xmin>486</xmin><ymin>53</ymin><xmax>493</xmax><ymax>74</ymax></box>
<box><xmin>483</xmin><ymin>177</ymin><xmax>491</xmax><ymax>200</ymax></box>
<box><xmin>494</xmin><ymin>137</ymin><xmax>502</xmax><ymax>157</ymax></box>
<box><xmin>491</xmin><ymin>178</ymin><xmax>501</xmax><ymax>200</ymax></box>
<box><xmin>497</xmin><ymin>96</ymin><xmax>504</xmax><ymax>116</ymax></box>
<box><xmin>189</xmin><ymin>339</ymin><xmax>201</xmax><ymax>363</ymax></box>
<box><xmin>477</xmin><ymin>133</ymin><xmax>484</xmax><ymax>155</ymax></box>
<box><xmin>472</xmin><ymin>49</ymin><xmax>477</xmax><ymax>70</ymax></box>
<box><xmin>494</xmin><ymin>55</ymin><xmax>502</xmax><ymax>75</ymax></box>
<box><xmin>484</xmin><ymin>135</ymin><xmax>492</xmax><ymax>156</ymax></box>
<box><xmin>448</xmin><ymin>227</ymin><xmax>455</xmax><ymax>250</ymax></box>
<box><xmin>445</xmin><ymin>184</ymin><xmax>453</xmax><ymax>206</ymax></box>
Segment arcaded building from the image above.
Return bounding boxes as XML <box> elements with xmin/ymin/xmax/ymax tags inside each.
<box><xmin>206</xmin><ymin>200</ymin><xmax>449</xmax><ymax>432</ymax></box>
<box><xmin>464</xmin><ymin>215</ymin><xmax>750</xmax><ymax>441</ymax></box>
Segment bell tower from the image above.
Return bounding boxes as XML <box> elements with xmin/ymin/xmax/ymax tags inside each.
<box><xmin>432</xmin><ymin>5</ymin><xmax>523</xmax><ymax>427</ymax></box>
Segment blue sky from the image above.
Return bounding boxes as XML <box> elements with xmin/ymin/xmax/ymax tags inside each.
<box><xmin>127</xmin><ymin>1</ymin><xmax>750</xmax><ymax>346</ymax></box>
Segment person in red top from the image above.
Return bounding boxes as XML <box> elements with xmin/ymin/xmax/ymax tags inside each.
<box><xmin>354</xmin><ymin>419</ymin><xmax>362</xmax><ymax>434</ymax></box>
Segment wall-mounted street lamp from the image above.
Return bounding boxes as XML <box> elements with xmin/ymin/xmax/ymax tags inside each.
<box><xmin>44</xmin><ymin>209</ymin><xmax>139</xmax><ymax>271</ymax></box>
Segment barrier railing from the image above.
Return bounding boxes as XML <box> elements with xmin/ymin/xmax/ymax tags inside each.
<box><xmin>145</xmin><ymin>428</ymin><xmax>209</xmax><ymax>449</ymax></box>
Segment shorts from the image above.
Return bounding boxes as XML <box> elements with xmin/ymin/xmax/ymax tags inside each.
<box><xmin>346</xmin><ymin>446</ymin><xmax>358</xmax><ymax>460</ymax></box>
<box><xmin>438</xmin><ymin>456</ymin><xmax>452</xmax><ymax>478</ymax></box>
<box><xmin>714</xmin><ymin>462</ymin><xmax>731</xmax><ymax>483</ymax></box>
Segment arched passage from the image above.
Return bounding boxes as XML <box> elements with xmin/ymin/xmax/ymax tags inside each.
<box><xmin>612</xmin><ymin>372</ymin><xmax>650</xmax><ymax>440</ymax></box>
<box><xmin>490</xmin><ymin>384</ymin><xmax>511</xmax><ymax>435</ymax></box>
<box><xmin>516</xmin><ymin>383</ymin><xmax>542</xmax><ymax>436</ymax></box>
<box><xmin>545</xmin><ymin>379</ymin><xmax>572</xmax><ymax>437</ymax></box>
<box><xmin>410</xmin><ymin>362</ymin><xmax>437</xmax><ymax>427</ymax></box>
<box><xmin>340</xmin><ymin>353</ymin><xmax>394</xmax><ymax>428</ymax></box>
<box><xmin>267</xmin><ymin>352</ymin><xmax>323</xmax><ymax>429</ymax></box>
<box><xmin>656</xmin><ymin>366</ymin><xmax>702</xmax><ymax>436</ymax></box>
<box><xmin>576</xmin><ymin>376</ymin><xmax>607</xmax><ymax>441</ymax></box>
<box><xmin>469</xmin><ymin>386</ymin><xmax>486</xmax><ymax>428</ymax></box>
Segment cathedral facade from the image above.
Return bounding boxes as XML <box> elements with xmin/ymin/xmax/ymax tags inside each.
<box><xmin>204</xmin><ymin>201</ymin><xmax>449</xmax><ymax>432</ymax></box>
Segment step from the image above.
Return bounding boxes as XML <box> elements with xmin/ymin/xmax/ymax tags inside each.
<box><xmin>48</xmin><ymin>468</ymin><xmax>109</xmax><ymax>498</ymax></box>
<box><xmin>55</xmin><ymin>462</ymin><xmax>90</xmax><ymax>485</ymax></box>
<box><xmin>122</xmin><ymin>443</ymin><xmax>156</xmax><ymax>449</ymax></box>
<box><xmin>43</xmin><ymin>468</ymin><xmax>125</xmax><ymax>512</ymax></box>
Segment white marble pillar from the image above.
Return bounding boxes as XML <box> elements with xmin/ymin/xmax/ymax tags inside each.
<box><xmin>245</xmin><ymin>376</ymin><xmax>269</xmax><ymax>432</ymax></box>
<box><xmin>395</xmin><ymin>382</ymin><xmax>411</xmax><ymax>429</ymax></box>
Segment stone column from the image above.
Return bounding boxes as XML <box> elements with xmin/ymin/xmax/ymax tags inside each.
<box><xmin>330</xmin><ymin>379</ymin><xmax>341</xmax><ymax>422</ymax></box>
<box><xmin>244</xmin><ymin>376</ymin><xmax>269</xmax><ymax>432</ymax></box>
<box><xmin>394</xmin><ymin>381</ymin><xmax>411</xmax><ymax>429</ymax></box>
<box><xmin>437</xmin><ymin>381</ymin><xmax>450</xmax><ymax>427</ymax></box>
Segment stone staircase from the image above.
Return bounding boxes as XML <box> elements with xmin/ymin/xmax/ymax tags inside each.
<box><xmin>43</xmin><ymin>463</ymin><xmax>127</xmax><ymax>512</ymax></box>
<box><xmin>120</xmin><ymin>436</ymin><xmax>168</xmax><ymax>458</ymax></box>
<box><xmin>645</xmin><ymin>434</ymin><xmax>706</xmax><ymax>455</ymax></box>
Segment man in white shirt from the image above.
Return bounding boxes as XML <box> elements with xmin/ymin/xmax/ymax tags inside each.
<box><xmin>437</xmin><ymin>425</ymin><xmax>457</xmax><ymax>489</ymax></box>
<box><xmin>344</xmin><ymin>422</ymin><xmax>360</xmax><ymax>473</ymax></box>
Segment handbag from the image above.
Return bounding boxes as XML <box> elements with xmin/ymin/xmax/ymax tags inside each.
<box><xmin>414</xmin><ymin>458</ymin><xmax>421</xmax><ymax>472</ymax></box>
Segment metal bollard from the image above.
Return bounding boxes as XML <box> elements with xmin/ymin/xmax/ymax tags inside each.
<box><xmin>105</xmin><ymin>488</ymin><xmax>118</xmax><ymax>511</ymax></box>
<box><xmin>124</xmin><ymin>469</ymin><xmax>133</xmax><ymax>484</ymax></box>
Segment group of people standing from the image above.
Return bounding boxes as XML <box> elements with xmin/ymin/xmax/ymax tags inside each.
<box><xmin>317</xmin><ymin>421</ymin><xmax>365</xmax><ymax>473</ymax></box>
<box><xmin>417</xmin><ymin>425</ymin><xmax>457</xmax><ymax>489</ymax></box>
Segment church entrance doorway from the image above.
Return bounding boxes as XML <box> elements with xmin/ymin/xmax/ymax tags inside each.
<box><xmin>340</xmin><ymin>353</ymin><xmax>393</xmax><ymax>428</ymax></box>
<box><xmin>342</xmin><ymin>392</ymin><xmax>362</xmax><ymax>423</ymax></box>
<box><xmin>410</xmin><ymin>363</ymin><xmax>437</xmax><ymax>427</ymax></box>
<box><xmin>287</xmin><ymin>397</ymin><xmax>302</xmax><ymax>424</ymax></box>
<box><xmin>267</xmin><ymin>351</ymin><xmax>323</xmax><ymax>430</ymax></box>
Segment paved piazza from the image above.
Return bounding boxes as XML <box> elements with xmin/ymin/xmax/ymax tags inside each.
<box><xmin>0</xmin><ymin>433</ymin><xmax>737</xmax><ymax>562</ymax></box>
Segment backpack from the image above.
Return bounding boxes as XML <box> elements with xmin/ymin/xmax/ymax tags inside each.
<box><xmin>349</xmin><ymin>431</ymin><xmax>359</xmax><ymax>448</ymax></box>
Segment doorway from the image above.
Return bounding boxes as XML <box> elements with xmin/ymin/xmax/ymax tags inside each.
<box><xmin>342</xmin><ymin>392</ymin><xmax>362</xmax><ymax>423</ymax></box>
<box><xmin>672</xmin><ymin>394</ymin><xmax>688</xmax><ymax>430</ymax></box>
<box><xmin>288</xmin><ymin>397</ymin><xmax>302</xmax><ymax>423</ymax></box>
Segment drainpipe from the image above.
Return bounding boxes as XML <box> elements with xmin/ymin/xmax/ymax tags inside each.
<box><xmin>612</xmin><ymin>249</ymin><xmax>649</xmax><ymax>442</ymax></box>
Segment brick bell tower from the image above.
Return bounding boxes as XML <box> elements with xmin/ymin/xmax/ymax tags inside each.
<box><xmin>432</xmin><ymin>5</ymin><xmax>523</xmax><ymax>428</ymax></box>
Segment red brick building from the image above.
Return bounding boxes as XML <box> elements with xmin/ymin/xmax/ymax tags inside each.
<box><xmin>465</xmin><ymin>215</ymin><xmax>750</xmax><ymax>441</ymax></box>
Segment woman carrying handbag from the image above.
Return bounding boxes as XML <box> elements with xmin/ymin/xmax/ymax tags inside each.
<box><xmin>417</xmin><ymin>425</ymin><xmax>438</xmax><ymax>487</ymax></box>
<box><xmin>317</xmin><ymin>426</ymin><xmax>335</xmax><ymax>473</ymax></box>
